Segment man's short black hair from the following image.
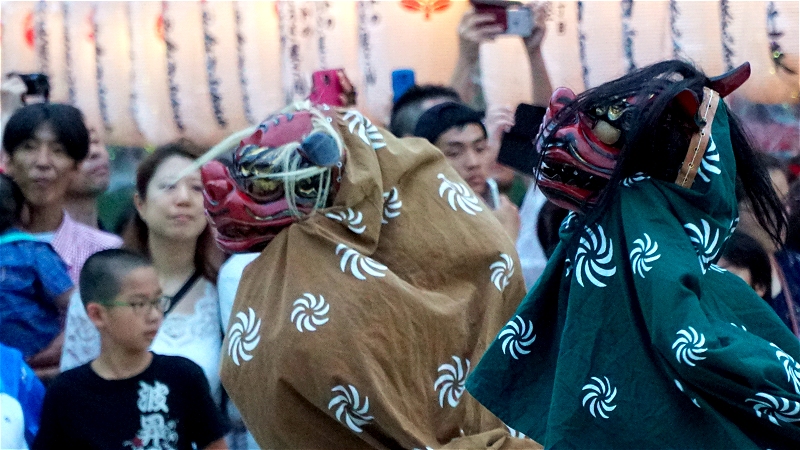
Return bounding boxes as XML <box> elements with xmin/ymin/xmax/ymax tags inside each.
<box><xmin>389</xmin><ymin>84</ymin><xmax>461</xmax><ymax>137</ymax></box>
<box><xmin>2</xmin><ymin>103</ymin><xmax>89</xmax><ymax>163</ymax></box>
<box><xmin>720</xmin><ymin>231</ymin><xmax>772</xmax><ymax>300</ymax></box>
<box><xmin>0</xmin><ymin>173</ymin><xmax>24</xmax><ymax>233</ymax></box>
<box><xmin>413</xmin><ymin>102</ymin><xmax>487</xmax><ymax>144</ymax></box>
<box><xmin>79</xmin><ymin>249</ymin><xmax>152</xmax><ymax>307</ymax></box>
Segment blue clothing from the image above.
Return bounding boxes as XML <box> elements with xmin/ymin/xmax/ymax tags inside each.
<box><xmin>0</xmin><ymin>229</ymin><xmax>73</xmax><ymax>356</ymax></box>
<box><xmin>772</xmin><ymin>249</ymin><xmax>800</xmax><ymax>335</ymax></box>
<box><xmin>0</xmin><ymin>343</ymin><xmax>46</xmax><ymax>446</ymax></box>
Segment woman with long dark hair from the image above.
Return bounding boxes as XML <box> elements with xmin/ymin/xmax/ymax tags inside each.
<box><xmin>467</xmin><ymin>61</ymin><xmax>800</xmax><ymax>448</ymax></box>
<box><xmin>61</xmin><ymin>141</ymin><xmax>227</xmax><ymax>403</ymax></box>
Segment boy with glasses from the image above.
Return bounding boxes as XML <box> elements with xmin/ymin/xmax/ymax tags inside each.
<box><xmin>34</xmin><ymin>249</ymin><xmax>229</xmax><ymax>449</ymax></box>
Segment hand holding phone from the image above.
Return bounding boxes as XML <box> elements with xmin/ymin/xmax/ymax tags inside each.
<box><xmin>496</xmin><ymin>103</ymin><xmax>547</xmax><ymax>175</ymax></box>
<box><xmin>391</xmin><ymin>69</ymin><xmax>416</xmax><ymax>103</ymax></box>
<box><xmin>309</xmin><ymin>69</ymin><xmax>356</xmax><ymax>107</ymax></box>
<box><xmin>469</xmin><ymin>0</ymin><xmax>533</xmax><ymax>37</ymax></box>
<box><xmin>5</xmin><ymin>72</ymin><xmax>49</xmax><ymax>104</ymax></box>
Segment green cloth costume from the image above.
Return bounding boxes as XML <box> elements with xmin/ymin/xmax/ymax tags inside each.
<box><xmin>467</xmin><ymin>93</ymin><xmax>800</xmax><ymax>448</ymax></box>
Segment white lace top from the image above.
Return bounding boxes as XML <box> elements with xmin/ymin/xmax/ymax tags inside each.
<box><xmin>60</xmin><ymin>281</ymin><xmax>223</xmax><ymax>402</ymax></box>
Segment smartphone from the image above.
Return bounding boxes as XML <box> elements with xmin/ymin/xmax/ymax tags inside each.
<box><xmin>497</xmin><ymin>103</ymin><xmax>547</xmax><ymax>175</ymax></box>
<box><xmin>309</xmin><ymin>69</ymin><xmax>345</xmax><ymax>107</ymax></box>
<box><xmin>391</xmin><ymin>69</ymin><xmax>416</xmax><ymax>103</ymax></box>
<box><xmin>9</xmin><ymin>72</ymin><xmax>50</xmax><ymax>103</ymax></box>
<box><xmin>470</xmin><ymin>0</ymin><xmax>532</xmax><ymax>37</ymax></box>
<box><xmin>485</xmin><ymin>178</ymin><xmax>501</xmax><ymax>209</ymax></box>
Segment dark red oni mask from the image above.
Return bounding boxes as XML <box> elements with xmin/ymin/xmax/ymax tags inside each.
<box><xmin>535</xmin><ymin>63</ymin><xmax>751</xmax><ymax>213</ymax></box>
<box><xmin>202</xmin><ymin>107</ymin><xmax>344</xmax><ymax>253</ymax></box>
<box><xmin>535</xmin><ymin>87</ymin><xmax>625</xmax><ymax>212</ymax></box>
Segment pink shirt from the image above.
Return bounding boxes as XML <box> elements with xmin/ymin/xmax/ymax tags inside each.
<box><xmin>50</xmin><ymin>212</ymin><xmax>123</xmax><ymax>283</ymax></box>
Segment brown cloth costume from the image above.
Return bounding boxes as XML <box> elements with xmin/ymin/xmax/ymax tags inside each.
<box><xmin>219</xmin><ymin>106</ymin><xmax>540</xmax><ymax>449</ymax></box>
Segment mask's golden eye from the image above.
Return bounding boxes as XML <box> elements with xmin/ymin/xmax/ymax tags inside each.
<box><xmin>254</xmin><ymin>178</ymin><xmax>281</xmax><ymax>193</ymax></box>
<box><xmin>295</xmin><ymin>176</ymin><xmax>320</xmax><ymax>199</ymax></box>
<box><xmin>243</xmin><ymin>178</ymin><xmax>283</xmax><ymax>201</ymax></box>
<box><xmin>607</xmin><ymin>104</ymin><xmax>625</xmax><ymax>121</ymax></box>
<box><xmin>593</xmin><ymin>120</ymin><xmax>622</xmax><ymax>145</ymax></box>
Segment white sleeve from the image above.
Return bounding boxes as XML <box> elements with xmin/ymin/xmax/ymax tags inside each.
<box><xmin>216</xmin><ymin>253</ymin><xmax>261</xmax><ymax>331</ymax></box>
<box><xmin>515</xmin><ymin>183</ymin><xmax>549</xmax><ymax>291</ymax></box>
<box><xmin>59</xmin><ymin>291</ymin><xmax>100</xmax><ymax>371</ymax></box>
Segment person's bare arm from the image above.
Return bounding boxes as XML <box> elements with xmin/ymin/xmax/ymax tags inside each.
<box><xmin>26</xmin><ymin>332</ymin><xmax>64</xmax><ymax>382</ymax></box>
<box><xmin>54</xmin><ymin>288</ymin><xmax>73</xmax><ymax>315</ymax></box>
<box><xmin>203</xmin><ymin>438</ymin><xmax>229</xmax><ymax>450</ymax></box>
<box><xmin>451</xmin><ymin>8</ymin><xmax>503</xmax><ymax>106</ymax></box>
<box><xmin>523</xmin><ymin>4</ymin><xmax>553</xmax><ymax>107</ymax></box>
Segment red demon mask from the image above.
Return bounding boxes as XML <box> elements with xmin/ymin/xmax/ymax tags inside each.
<box><xmin>202</xmin><ymin>106</ymin><xmax>344</xmax><ymax>253</ymax></box>
<box><xmin>535</xmin><ymin>87</ymin><xmax>626</xmax><ymax>212</ymax></box>
<box><xmin>535</xmin><ymin>63</ymin><xmax>751</xmax><ymax>212</ymax></box>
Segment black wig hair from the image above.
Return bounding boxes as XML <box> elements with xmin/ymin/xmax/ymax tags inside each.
<box><xmin>2</xmin><ymin>103</ymin><xmax>89</xmax><ymax>163</ymax></box>
<box><xmin>539</xmin><ymin>60</ymin><xmax>786</xmax><ymax>247</ymax></box>
<box><xmin>785</xmin><ymin>180</ymin><xmax>800</xmax><ymax>253</ymax></box>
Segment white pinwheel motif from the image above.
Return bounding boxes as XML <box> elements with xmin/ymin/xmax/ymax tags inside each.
<box><xmin>434</xmin><ymin>356</ymin><xmax>471</xmax><ymax>408</ymax></box>
<box><xmin>227</xmin><ymin>308</ymin><xmax>262</xmax><ymax>366</ymax></box>
<box><xmin>697</xmin><ymin>138</ymin><xmax>721</xmax><ymax>183</ymax></box>
<box><xmin>747</xmin><ymin>393</ymin><xmax>800</xmax><ymax>426</ymax></box>
<box><xmin>684</xmin><ymin>219</ymin><xmax>722</xmax><ymax>273</ymax></box>
<box><xmin>575</xmin><ymin>225</ymin><xmax>617</xmax><ymax>288</ymax></box>
<box><xmin>437</xmin><ymin>173</ymin><xmax>483</xmax><ymax>216</ymax></box>
<box><xmin>622</xmin><ymin>172</ymin><xmax>650</xmax><ymax>187</ymax></box>
<box><xmin>730</xmin><ymin>323</ymin><xmax>748</xmax><ymax>332</ymax></box>
<box><xmin>729</xmin><ymin>216</ymin><xmax>739</xmax><ymax>236</ymax></box>
<box><xmin>343</xmin><ymin>110</ymin><xmax>385</xmax><ymax>150</ymax></box>
<box><xmin>560</xmin><ymin>211</ymin><xmax>577</xmax><ymax>233</ymax></box>
<box><xmin>490</xmin><ymin>254</ymin><xmax>515</xmax><ymax>292</ymax></box>
<box><xmin>672</xmin><ymin>327</ymin><xmax>708</xmax><ymax>367</ymax></box>
<box><xmin>328</xmin><ymin>384</ymin><xmax>374</xmax><ymax>433</ymax></box>
<box><xmin>771</xmin><ymin>343</ymin><xmax>800</xmax><ymax>395</ymax></box>
<box><xmin>564</xmin><ymin>257</ymin><xmax>572</xmax><ymax>277</ymax></box>
<box><xmin>505</xmin><ymin>424</ymin><xmax>528</xmax><ymax>439</ymax></box>
<box><xmin>673</xmin><ymin>379</ymin><xmax>701</xmax><ymax>408</ymax></box>
<box><xmin>581</xmin><ymin>376</ymin><xmax>618</xmax><ymax>419</ymax></box>
<box><xmin>629</xmin><ymin>233</ymin><xmax>661</xmax><ymax>278</ymax></box>
<box><xmin>336</xmin><ymin>244</ymin><xmax>387</xmax><ymax>281</ymax></box>
<box><xmin>709</xmin><ymin>264</ymin><xmax>727</xmax><ymax>274</ymax></box>
<box><xmin>326</xmin><ymin>208</ymin><xmax>366</xmax><ymax>234</ymax></box>
<box><xmin>290</xmin><ymin>293</ymin><xmax>330</xmax><ymax>332</ymax></box>
<box><xmin>381</xmin><ymin>188</ymin><xmax>402</xmax><ymax>224</ymax></box>
<box><xmin>498</xmin><ymin>315</ymin><xmax>536</xmax><ymax>360</ymax></box>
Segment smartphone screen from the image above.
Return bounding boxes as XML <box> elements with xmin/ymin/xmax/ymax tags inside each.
<box><xmin>505</xmin><ymin>7</ymin><xmax>532</xmax><ymax>37</ymax></box>
<box><xmin>496</xmin><ymin>103</ymin><xmax>547</xmax><ymax>175</ymax></box>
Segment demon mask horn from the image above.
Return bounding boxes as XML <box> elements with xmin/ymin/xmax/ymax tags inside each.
<box><xmin>674</xmin><ymin>63</ymin><xmax>750</xmax><ymax>188</ymax></box>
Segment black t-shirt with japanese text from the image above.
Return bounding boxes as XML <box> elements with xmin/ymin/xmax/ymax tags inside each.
<box><xmin>33</xmin><ymin>353</ymin><xmax>229</xmax><ymax>450</ymax></box>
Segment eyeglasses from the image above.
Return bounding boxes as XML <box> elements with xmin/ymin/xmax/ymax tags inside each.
<box><xmin>108</xmin><ymin>296</ymin><xmax>171</xmax><ymax>316</ymax></box>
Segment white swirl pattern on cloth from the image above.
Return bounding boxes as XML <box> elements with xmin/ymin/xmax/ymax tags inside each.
<box><xmin>328</xmin><ymin>384</ymin><xmax>374</xmax><ymax>433</ymax></box>
<box><xmin>437</xmin><ymin>173</ymin><xmax>483</xmax><ymax>216</ymax></box>
<box><xmin>581</xmin><ymin>376</ymin><xmax>618</xmax><ymax>419</ymax></box>
<box><xmin>434</xmin><ymin>356</ymin><xmax>470</xmax><ymax>408</ymax></box>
